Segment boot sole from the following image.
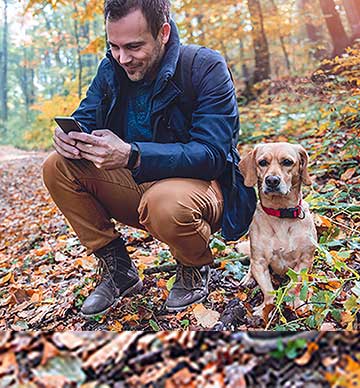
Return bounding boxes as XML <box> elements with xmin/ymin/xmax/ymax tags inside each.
<box><xmin>165</xmin><ymin>268</ymin><xmax>211</xmax><ymax>312</ymax></box>
<box><xmin>81</xmin><ymin>279</ymin><xmax>143</xmax><ymax>318</ymax></box>
<box><xmin>165</xmin><ymin>294</ymin><xmax>208</xmax><ymax>312</ymax></box>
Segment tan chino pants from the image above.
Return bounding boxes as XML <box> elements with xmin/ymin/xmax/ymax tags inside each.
<box><xmin>42</xmin><ymin>152</ymin><xmax>224</xmax><ymax>266</ymax></box>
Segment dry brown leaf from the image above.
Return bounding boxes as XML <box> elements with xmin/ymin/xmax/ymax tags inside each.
<box><xmin>40</xmin><ymin>339</ymin><xmax>61</xmax><ymax>366</ymax></box>
<box><xmin>262</xmin><ymin>303</ymin><xmax>275</xmax><ymax>325</ymax></box>
<box><xmin>83</xmin><ymin>332</ymin><xmax>137</xmax><ymax>370</ymax></box>
<box><xmin>340</xmin><ymin>167</ymin><xmax>356</xmax><ymax>181</ymax></box>
<box><xmin>193</xmin><ymin>304</ymin><xmax>220</xmax><ymax>328</ymax></box>
<box><xmin>165</xmin><ymin>367</ymin><xmax>196</xmax><ymax>388</ymax></box>
<box><xmin>53</xmin><ymin>333</ymin><xmax>87</xmax><ymax>350</ymax></box>
<box><xmin>34</xmin><ymin>374</ymin><xmax>69</xmax><ymax>388</ymax></box>
<box><xmin>0</xmin><ymin>332</ymin><xmax>11</xmax><ymax>348</ymax></box>
<box><xmin>0</xmin><ymin>350</ymin><xmax>17</xmax><ymax>375</ymax></box>
<box><xmin>322</xmin><ymin>356</ymin><xmax>339</xmax><ymax>368</ymax></box>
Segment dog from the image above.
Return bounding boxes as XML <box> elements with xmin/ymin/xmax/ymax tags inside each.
<box><xmin>239</xmin><ymin>142</ymin><xmax>317</xmax><ymax>316</ymax></box>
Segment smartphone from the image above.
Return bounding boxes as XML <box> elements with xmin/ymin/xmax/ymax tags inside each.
<box><xmin>54</xmin><ymin>116</ymin><xmax>84</xmax><ymax>134</ymax></box>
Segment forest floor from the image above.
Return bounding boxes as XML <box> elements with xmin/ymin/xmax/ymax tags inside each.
<box><xmin>0</xmin><ymin>331</ymin><xmax>360</xmax><ymax>386</ymax></box>
<box><xmin>0</xmin><ymin>45</ymin><xmax>359</xmax><ymax>333</ymax></box>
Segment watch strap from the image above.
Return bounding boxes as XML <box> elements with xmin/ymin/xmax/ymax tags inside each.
<box><xmin>126</xmin><ymin>143</ymin><xmax>140</xmax><ymax>170</ymax></box>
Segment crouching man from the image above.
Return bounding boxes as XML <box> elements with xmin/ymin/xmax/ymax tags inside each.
<box><xmin>43</xmin><ymin>0</ymin><xmax>256</xmax><ymax>317</ymax></box>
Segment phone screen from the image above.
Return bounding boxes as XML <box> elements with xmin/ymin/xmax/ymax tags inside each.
<box><xmin>54</xmin><ymin>117</ymin><xmax>83</xmax><ymax>134</ymax></box>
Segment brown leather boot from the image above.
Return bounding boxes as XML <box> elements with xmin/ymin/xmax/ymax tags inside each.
<box><xmin>81</xmin><ymin>238</ymin><xmax>143</xmax><ymax>317</ymax></box>
<box><xmin>165</xmin><ymin>262</ymin><xmax>210</xmax><ymax>312</ymax></box>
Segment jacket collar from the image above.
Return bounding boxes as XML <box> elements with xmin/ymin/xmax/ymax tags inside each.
<box><xmin>105</xmin><ymin>19</ymin><xmax>180</xmax><ymax>94</ymax></box>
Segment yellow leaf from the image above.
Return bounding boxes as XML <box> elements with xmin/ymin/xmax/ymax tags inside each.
<box><xmin>0</xmin><ymin>272</ymin><xmax>12</xmax><ymax>286</ymax></box>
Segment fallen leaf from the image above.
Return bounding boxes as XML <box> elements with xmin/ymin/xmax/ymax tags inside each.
<box><xmin>320</xmin><ymin>322</ymin><xmax>337</xmax><ymax>331</ymax></box>
<box><xmin>0</xmin><ymin>272</ymin><xmax>12</xmax><ymax>286</ymax></box>
<box><xmin>340</xmin><ymin>167</ymin><xmax>356</xmax><ymax>181</ymax></box>
<box><xmin>295</xmin><ymin>342</ymin><xmax>319</xmax><ymax>366</ymax></box>
<box><xmin>83</xmin><ymin>333</ymin><xmax>136</xmax><ymax>370</ymax></box>
<box><xmin>33</xmin><ymin>356</ymin><xmax>86</xmax><ymax>387</ymax></box>
<box><xmin>193</xmin><ymin>304</ymin><xmax>220</xmax><ymax>328</ymax></box>
<box><xmin>40</xmin><ymin>339</ymin><xmax>61</xmax><ymax>366</ymax></box>
<box><xmin>52</xmin><ymin>333</ymin><xmax>87</xmax><ymax>350</ymax></box>
<box><xmin>0</xmin><ymin>351</ymin><xmax>17</xmax><ymax>375</ymax></box>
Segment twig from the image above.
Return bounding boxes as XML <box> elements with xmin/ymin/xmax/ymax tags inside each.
<box><xmin>143</xmin><ymin>256</ymin><xmax>249</xmax><ymax>275</ymax></box>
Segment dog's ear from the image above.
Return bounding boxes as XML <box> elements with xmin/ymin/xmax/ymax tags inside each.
<box><xmin>296</xmin><ymin>145</ymin><xmax>312</xmax><ymax>185</ymax></box>
<box><xmin>239</xmin><ymin>148</ymin><xmax>258</xmax><ymax>187</ymax></box>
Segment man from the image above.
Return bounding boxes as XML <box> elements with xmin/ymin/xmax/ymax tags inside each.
<box><xmin>43</xmin><ymin>0</ymin><xmax>256</xmax><ymax>317</ymax></box>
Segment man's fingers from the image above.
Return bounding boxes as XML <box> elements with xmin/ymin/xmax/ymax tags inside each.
<box><xmin>54</xmin><ymin>127</ymin><xmax>76</xmax><ymax>146</ymax></box>
<box><xmin>92</xmin><ymin>129</ymin><xmax>111</xmax><ymax>137</ymax></box>
<box><xmin>79</xmin><ymin>150</ymin><xmax>103</xmax><ymax>166</ymax></box>
<box><xmin>69</xmin><ymin>132</ymin><xmax>103</xmax><ymax>146</ymax></box>
<box><xmin>75</xmin><ymin>142</ymin><xmax>105</xmax><ymax>156</ymax></box>
<box><xmin>53</xmin><ymin>136</ymin><xmax>81</xmax><ymax>157</ymax></box>
<box><xmin>53</xmin><ymin>141</ymin><xmax>81</xmax><ymax>159</ymax></box>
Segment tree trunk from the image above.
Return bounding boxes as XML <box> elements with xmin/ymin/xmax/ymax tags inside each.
<box><xmin>73</xmin><ymin>2</ymin><xmax>83</xmax><ymax>99</ymax></box>
<box><xmin>247</xmin><ymin>0</ymin><xmax>271</xmax><ymax>83</ymax></box>
<box><xmin>342</xmin><ymin>0</ymin><xmax>360</xmax><ymax>41</ymax></box>
<box><xmin>319</xmin><ymin>0</ymin><xmax>349</xmax><ymax>57</ymax></box>
<box><xmin>269</xmin><ymin>0</ymin><xmax>291</xmax><ymax>73</ymax></box>
<box><xmin>298</xmin><ymin>0</ymin><xmax>327</xmax><ymax>59</ymax></box>
<box><xmin>0</xmin><ymin>0</ymin><xmax>9</xmax><ymax>123</ymax></box>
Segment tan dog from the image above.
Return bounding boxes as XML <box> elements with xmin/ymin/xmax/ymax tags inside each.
<box><xmin>239</xmin><ymin>143</ymin><xmax>317</xmax><ymax>316</ymax></box>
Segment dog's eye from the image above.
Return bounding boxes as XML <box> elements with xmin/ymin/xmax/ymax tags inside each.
<box><xmin>259</xmin><ymin>160</ymin><xmax>268</xmax><ymax>167</ymax></box>
<box><xmin>282</xmin><ymin>159</ymin><xmax>294</xmax><ymax>166</ymax></box>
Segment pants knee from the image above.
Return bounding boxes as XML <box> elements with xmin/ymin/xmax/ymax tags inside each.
<box><xmin>139</xmin><ymin>186</ymin><xmax>196</xmax><ymax>235</ymax></box>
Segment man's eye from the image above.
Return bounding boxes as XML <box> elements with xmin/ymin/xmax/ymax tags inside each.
<box><xmin>259</xmin><ymin>160</ymin><xmax>268</xmax><ymax>167</ymax></box>
<box><xmin>282</xmin><ymin>159</ymin><xmax>294</xmax><ymax>166</ymax></box>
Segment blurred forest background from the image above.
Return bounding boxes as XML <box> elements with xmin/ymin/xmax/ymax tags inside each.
<box><xmin>0</xmin><ymin>0</ymin><xmax>359</xmax><ymax>148</ymax></box>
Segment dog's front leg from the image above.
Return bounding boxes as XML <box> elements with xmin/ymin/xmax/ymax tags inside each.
<box><xmin>251</xmin><ymin>260</ymin><xmax>275</xmax><ymax>317</ymax></box>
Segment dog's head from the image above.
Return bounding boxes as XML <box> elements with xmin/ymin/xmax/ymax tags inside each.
<box><xmin>239</xmin><ymin>143</ymin><xmax>312</xmax><ymax>195</ymax></box>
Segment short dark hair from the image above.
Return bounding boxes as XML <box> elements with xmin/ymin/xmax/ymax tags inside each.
<box><xmin>104</xmin><ymin>0</ymin><xmax>171</xmax><ymax>38</ymax></box>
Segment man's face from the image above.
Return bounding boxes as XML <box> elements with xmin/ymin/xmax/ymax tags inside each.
<box><xmin>106</xmin><ymin>9</ymin><xmax>170</xmax><ymax>82</ymax></box>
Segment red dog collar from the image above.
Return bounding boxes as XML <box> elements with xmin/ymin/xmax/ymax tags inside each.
<box><xmin>261</xmin><ymin>200</ymin><xmax>304</xmax><ymax>219</ymax></box>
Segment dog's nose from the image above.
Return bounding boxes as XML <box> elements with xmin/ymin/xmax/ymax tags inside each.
<box><xmin>265</xmin><ymin>175</ymin><xmax>281</xmax><ymax>188</ymax></box>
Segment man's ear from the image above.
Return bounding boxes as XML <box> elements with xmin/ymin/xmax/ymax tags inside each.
<box><xmin>160</xmin><ymin>22</ymin><xmax>171</xmax><ymax>45</ymax></box>
<box><xmin>239</xmin><ymin>148</ymin><xmax>258</xmax><ymax>187</ymax></box>
<box><xmin>296</xmin><ymin>145</ymin><xmax>312</xmax><ymax>185</ymax></box>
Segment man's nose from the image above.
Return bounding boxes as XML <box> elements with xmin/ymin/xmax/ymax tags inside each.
<box><xmin>118</xmin><ymin>49</ymin><xmax>132</xmax><ymax>65</ymax></box>
<box><xmin>265</xmin><ymin>175</ymin><xmax>281</xmax><ymax>188</ymax></box>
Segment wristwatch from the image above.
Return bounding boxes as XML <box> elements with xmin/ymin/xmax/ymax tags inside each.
<box><xmin>126</xmin><ymin>143</ymin><xmax>140</xmax><ymax>170</ymax></box>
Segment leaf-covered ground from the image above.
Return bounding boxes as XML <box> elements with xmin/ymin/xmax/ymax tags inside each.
<box><xmin>0</xmin><ymin>331</ymin><xmax>359</xmax><ymax>387</ymax></box>
<box><xmin>0</xmin><ymin>46</ymin><xmax>359</xmax><ymax>331</ymax></box>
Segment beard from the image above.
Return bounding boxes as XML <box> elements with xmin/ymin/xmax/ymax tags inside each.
<box><xmin>125</xmin><ymin>38</ymin><xmax>165</xmax><ymax>82</ymax></box>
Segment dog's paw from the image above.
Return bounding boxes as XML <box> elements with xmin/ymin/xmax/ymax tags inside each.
<box><xmin>252</xmin><ymin>303</ymin><xmax>266</xmax><ymax>317</ymax></box>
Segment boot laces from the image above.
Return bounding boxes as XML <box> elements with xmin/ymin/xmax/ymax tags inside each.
<box><xmin>94</xmin><ymin>255</ymin><xmax>117</xmax><ymax>291</ymax></box>
<box><xmin>177</xmin><ymin>264</ymin><xmax>204</xmax><ymax>290</ymax></box>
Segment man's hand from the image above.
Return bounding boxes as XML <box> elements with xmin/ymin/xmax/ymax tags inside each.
<box><xmin>68</xmin><ymin>129</ymin><xmax>132</xmax><ymax>169</ymax></box>
<box><xmin>53</xmin><ymin>127</ymin><xmax>82</xmax><ymax>159</ymax></box>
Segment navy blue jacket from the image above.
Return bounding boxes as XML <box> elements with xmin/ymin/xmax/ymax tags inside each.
<box><xmin>73</xmin><ymin>21</ymin><xmax>256</xmax><ymax>241</ymax></box>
